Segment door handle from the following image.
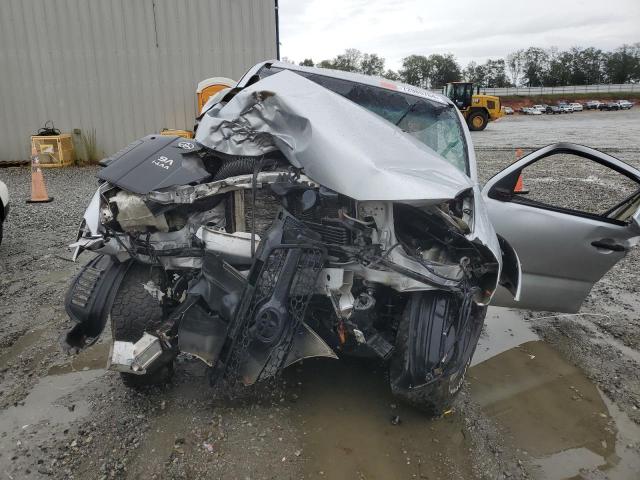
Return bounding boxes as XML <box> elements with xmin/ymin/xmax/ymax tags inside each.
<box><xmin>591</xmin><ymin>240</ymin><xmax>626</xmax><ymax>252</ymax></box>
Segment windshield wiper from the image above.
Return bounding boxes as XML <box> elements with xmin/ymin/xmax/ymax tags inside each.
<box><xmin>441</xmin><ymin>138</ymin><xmax>460</xmax><ymax>157</ymax></box>
<box><xmin>394</xmin><ymin>102</ymin><xmax>418</xmax><ymax>126</ymax></box>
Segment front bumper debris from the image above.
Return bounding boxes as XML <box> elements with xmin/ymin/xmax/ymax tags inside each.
<box><xmin>108</xmin><ymin>333</ymin><xmax>166</xmax><ymax>375</ymax></box>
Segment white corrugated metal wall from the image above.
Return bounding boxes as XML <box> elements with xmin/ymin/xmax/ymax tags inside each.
<box><xmin>0</xmin><ymin>0</ymin><xmax>277</xmax><ymax>161</ymax></box>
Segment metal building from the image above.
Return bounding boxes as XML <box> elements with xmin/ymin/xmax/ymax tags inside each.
<box><xmin>0</xmin><ymin>0</ymin><xmax>278</xmax><ymax>162</ymax></box>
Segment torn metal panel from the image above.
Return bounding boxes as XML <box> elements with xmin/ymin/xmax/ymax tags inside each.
<box><xmin>195</xmin><ymin>70</ymin><xmax>473</xmax><ymax>203</ymax></box>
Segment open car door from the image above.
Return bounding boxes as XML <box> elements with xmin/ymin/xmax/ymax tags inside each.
<box><xmin>483</xmin><ymin>143</ymin><xmax>640</xmax><ymax>313</ymax></box>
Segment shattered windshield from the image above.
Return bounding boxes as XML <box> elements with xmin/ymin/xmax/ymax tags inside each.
<box><xmin>258</xmin><ymin>67</ymin><xmax>469</xmax><ymax>174</ymax></box>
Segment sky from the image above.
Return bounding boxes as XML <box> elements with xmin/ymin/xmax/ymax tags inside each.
<box><xmin>278</xmin><ymin>0</ymin><xmax>640</xmax><ymax>71</ymax></box>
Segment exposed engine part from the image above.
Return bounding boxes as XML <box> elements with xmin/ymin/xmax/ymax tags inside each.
<box><xmin>110</xmin><ymin>190</ymin><xmax>169</xmax><ymax>232</ymax></box>
<box><xmin>97</xmin><ymin>134</ymin><xmax>212</xmax><ymax>195</ymax></box>
<box><xmin>316</xmin><ymin>268</ymin><xmax>355</xmax><ymax>318</ymax></box>
<box><xmin>143</xmin><ymin>280</ymin><xmax>165</xmax><ymax>303</ymax></box>
<box><xmin>358</xmin><ymin>201</ymin><xmax>466</xmax><ymax>290</ymax></box>
<box><xmin>182</xmin><ymin>200</ymin><xmax>226</xmax><ymax>230</ymax></box>
<box><xmin>146</xmin><ymin>171</ymin><xmax>318</xmax><ymax>205</ymax></box>
<box><xmin>198</xmin><ymin>227</ymin><xmax>261</xmax><ymax>266</ymax></box>
<box><xmin>213</xmin><ymin>156</ymin><xmax>258</xmax><ymax>181</ymax></box>
<box><xmin>242</xmin><ymin>188</ymin><xmax>282</xmax><ymax>237</ymax></box>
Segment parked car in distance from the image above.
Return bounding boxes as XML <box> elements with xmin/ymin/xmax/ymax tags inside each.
<box><xmin>502</xmin><ymin>106</ymin><xmax>514</xmax><ymax>115</ymax></box>
<box><xmin>559</xmin><ymin>104</ymin><xmax>573</xmax><ymax>113</ymax></box>
<box><xmin>617</xmin><ymin>100</ymin><xmax>633</xmax><ymax>110</ymax></box>
<box><xmin>532</xmin><ymin>104</ymin><xmax>546</xmax><ymax>113</ymax></box>
<box><xmin>585</xmin><ymin>100</ymin><xmax>601</xmax><ymax>110</ymax></box>
<box><xmin>0</xmin><ymin>179</ymin><xmax>9</xmax><ymax>245</ymax></box>
<box><xmin>546</xmin><ymin>105</ymin><xmax>561</xmax><ymax>114</ymax></box>
<box><xmin>569</xmin><ymin>102</ymin><xmax>583</xmax><ymax>111</ymax></box>
<box><xmin>599</xmin><ymin>102</ymin><xmax>620</xmax><ymax>111</ymax></box>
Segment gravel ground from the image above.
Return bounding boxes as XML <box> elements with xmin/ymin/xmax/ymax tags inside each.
<box><xmin>473</xmin><ymin>108</ymin><xmax>640</xmax><ymax>151</ymax></box>
<box><xmin>0</xmin><ymin>108</ymin><xmax>639</xmax><ymax>479</ymax></box>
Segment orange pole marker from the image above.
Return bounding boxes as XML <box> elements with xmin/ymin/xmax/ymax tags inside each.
<box><xmin>26</xmin><ymin>146</ymin><xmax>53</xmax><ymax>203</ymax></box>
<box><xmin>513</xmin><ymin>148</ymin><xmax>529</xmax><ymax>194</ymax></box>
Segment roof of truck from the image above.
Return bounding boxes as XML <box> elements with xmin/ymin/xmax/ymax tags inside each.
<box><xmin>253</xmin><ymin>60</ymin><xmax>451</xmax><ymax>106</ymax></box>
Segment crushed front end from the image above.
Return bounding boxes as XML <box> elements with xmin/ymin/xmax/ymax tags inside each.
<box><xmin>64</xmin><ymin>67</ymin><xmax>514</xmax><ymax>412</ymax></box>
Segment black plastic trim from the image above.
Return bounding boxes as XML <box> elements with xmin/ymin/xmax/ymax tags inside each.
<box><xmin>62</xmin><ymin>255</ymin><xmax>132</xmax><ymax>352</ymax></box>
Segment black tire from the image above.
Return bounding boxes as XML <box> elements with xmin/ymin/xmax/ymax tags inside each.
<box><xmin>389</xmin><ymin>292</ymin><xmax>486</xmax><ymax>415</ymax></box>
<box><xmin>110</xmin><ymin>263</ymin><xmax>173</xmax><ymax>388</ymax></box>
<box><xmin>467</xmin><ymin>110</ymin><xmax>488</xmax><ymax>131</ymax></box>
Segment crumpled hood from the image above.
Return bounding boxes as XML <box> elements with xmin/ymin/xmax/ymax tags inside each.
<box><xmin>196</xmin><ymin>70</ymin><xmax>473</xmax><ymax>202</ymax></box>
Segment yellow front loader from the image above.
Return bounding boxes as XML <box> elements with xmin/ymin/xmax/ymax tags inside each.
<box><xmin>443</xmin><ymin>82</ymin><xmax>502</xmax><ymax>131</ymax></box>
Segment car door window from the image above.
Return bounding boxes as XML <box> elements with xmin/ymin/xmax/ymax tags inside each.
<box><xmin>512</xmin><ymin>153</ymin><xmax>640</xmax><ymax>223</ymax></box>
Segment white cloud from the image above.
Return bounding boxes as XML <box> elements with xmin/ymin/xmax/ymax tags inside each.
<box><xmin>278</xmin><ymin>0</ymin><xmax>640</xmax><ymax>70</ymax></box>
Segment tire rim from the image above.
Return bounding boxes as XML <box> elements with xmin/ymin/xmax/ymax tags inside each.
<box><xmin>472</xmin><ymin>116</ymin><xmax>484</xmax><ymax>128</ymax></box>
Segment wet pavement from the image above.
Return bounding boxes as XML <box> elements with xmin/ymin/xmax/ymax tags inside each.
<box><xmin>471</xmin><ymin>318</ymin><xmax>640</xmax><ymax>480</ymax></box>
<box><xmin>285</xmin><ymin>308</ymin><xmax>640</xmax><ymax>480</ymax></box>
<box><xmin>288</xmin><ymin>359</ymin><xmax>474</xmax><ymax>480</ymax></box>
<box><xmin>3</xmin><ymin>307</ymin><xmax>638</xmax><ymax>479</ymax></box>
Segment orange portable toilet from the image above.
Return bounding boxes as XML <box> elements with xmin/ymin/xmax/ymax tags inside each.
<box><xmin>196</xmin><ymin>77</ymin><xmax>236</xmax><ymax>114</ymax></box>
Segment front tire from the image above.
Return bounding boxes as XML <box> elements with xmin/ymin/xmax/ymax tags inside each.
<box><xmin>110</xmin><ymin>263</ymin><xmax>173</xmax><ymax>388</ymax></box>
<box><xmin>389</xmin><ymin>292</ymin><xmax>486</xmax><ymax>415</ymax></box>
<box><xmin>467</xmin><ymin>110</ymin><xmax>488</xmax><ymax>131</ymax></box>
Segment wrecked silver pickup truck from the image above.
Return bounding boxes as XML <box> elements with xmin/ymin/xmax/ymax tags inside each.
<box><xmin>63</xmin><ymin>61</ymin><xmax>640</xmax><ymax>414</ymax></box>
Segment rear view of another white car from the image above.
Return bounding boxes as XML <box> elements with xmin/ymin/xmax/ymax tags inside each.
<box><xmin>0</xmin><ymin>179</ymin><xmax>9</xmax><ymax>245</ymax></box>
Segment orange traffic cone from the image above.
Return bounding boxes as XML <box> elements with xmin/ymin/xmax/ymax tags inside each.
<box><xmin>26</xmin><ymin>146</ymin><xmax>53</xmax><ymax>203</ymax></box>
<box><xmin>514</xmin><ymin>173</ymin><xmax>528</xmax><ymax>193</ymax></box>
<box><xmin>514</xmin><ymin>148</ymin><xmax>529</xmax><ymax>194</ymax></box>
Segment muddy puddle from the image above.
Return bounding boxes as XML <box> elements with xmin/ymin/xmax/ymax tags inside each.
<box><xmin>286</xmin><ymin>307</ymin><xmax>640</xmax><ymax>480</ymax></box>
<box><xmin>0</xmin><ymin>369</ymin><xmax>103</xmax><ymax>462</ymax></box>
<box><xmin>471</xmin><ymin>308</ymin><xmax>640</xmax><ymax>480</ymax></box>
<box><xmin>0</xmin><ymin>328</ymin><xmax>46</xmax><ymax>369</ymax></box>
<box><xmin>47</xmin><ymin>341</ymin><xmax>110</xmax><ymax>375</ymax></box>
<box><xmin>282</xmin><ymin>308</ymin><xmax>537</xmax><ymax>479</ymax></box>
<box><xmin>0</xmin><ymin>335</ymin><xmax>109</xmax><ymax>476</ymax></box>
<box><xmin>287</xmin><ymin>358</ymin><xmax>474</xmax><ymax>479</ymax></box>
<box><xmin>2</xmin><ymin>307</ymin><xmax>639</xmax><ymax>479</ymax></box>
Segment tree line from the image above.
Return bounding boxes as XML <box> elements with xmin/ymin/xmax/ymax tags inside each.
<box><xmin>289</xmin><ymin>43</ymin><xmax>640</xmax><ymax>89</ymax></box>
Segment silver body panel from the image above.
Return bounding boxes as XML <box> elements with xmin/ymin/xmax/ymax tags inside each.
<box><xmin>196</xmin><ymin>70</ymin><xmax>474</xmax><ymax>204</ymax></box>
<box><xmin>483</xmin><ymin>143</ymin><xmax>640</xmax><ymax>312</ymax></box>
